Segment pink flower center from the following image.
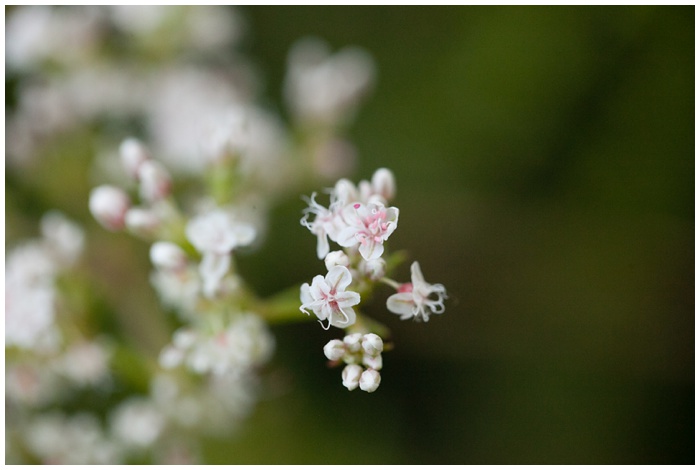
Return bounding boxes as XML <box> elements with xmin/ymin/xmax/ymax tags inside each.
<box><xmin>398</xmin><ymin>283</ymin><xmax>413</xmax><ymax>293</ymax></box>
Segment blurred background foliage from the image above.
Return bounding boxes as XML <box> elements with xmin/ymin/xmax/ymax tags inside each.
<box><xmin>6</xmin><ymin>5</ymin><xmax>694</xmax><ymax>464</ymax></box>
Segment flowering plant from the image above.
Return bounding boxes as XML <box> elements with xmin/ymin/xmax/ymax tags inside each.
<box><xmin>6</xmin><ymin>6</ymin><xmax>447</xmax><ymax>464</ymax></box>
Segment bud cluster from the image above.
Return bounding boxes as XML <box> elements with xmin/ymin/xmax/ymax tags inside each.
<box><xmin>324</xmin><ymin>333</ymin><xmax>384</xmax><ymax>393</ymax></box>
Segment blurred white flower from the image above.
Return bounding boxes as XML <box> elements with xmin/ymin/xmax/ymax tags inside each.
<box><xmin>159</xmin><ymin>313</ymin><xmax>275</xmax><ymax>377</ymax></box>
<box><xmin>110</xmin><ymin>398</ymin><xmax>165</xmax><ymax>449</ymax></box>
<box><xmin>89</xmin><ymin>185</ymin><xmax>131</xmax><ymax>231</ymax></box>
<box><xmin>185</xmin><ymin>208</ymin><xmax>256</xmax><ymax>298</ymax></box>
<box><xmin>285</xmin><ymin>37</ymin><xmax>375</xmax><ymax>127</ymax></box>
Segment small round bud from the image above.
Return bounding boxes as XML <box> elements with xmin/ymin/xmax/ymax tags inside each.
<box><xmin>323</xmin><ymin>339</ymin><xmax>346</xmax><ymax>362</ymax></box>
<box><xmin>119</xmin><ymin>137</ymin><xmax>150</xmax><ymax>179</ymax></box>
<box><xmin>150</xmin><ymin>241</ymin><xmax>188</xmax><ymax>271</ymax></box>
<box><xmin>138</xmin><ymin>160</ymin><xmax>172</xmax><ymax>203</ymax></box>
<box><xmin>362</xmin><ymin>353</ymin><xmax>383</xmax><ymax>371</ymax></box>
<box><xmin>359</xmin><ymin>368</ymin><xmax>381</xmax><ymax>393</ymax></box>
<box><xmin>324</xmin><ymin>250</ymin><xmax>350</xmax><ymax>271</ymax></box>
<box><xmin>341</xmin><ymin>364</ymin><xmax>363</xmax><ymax>391</ymax></box>
<box><xmin>361</xmin><ymin>333</ymin><xmax>383</xmax><ymax>356</ymax></box>
<box><xmin>343</xmin><ymin>333</ymin><xmax>363</xmax><ymax>353</ymax></box>
<box><xmin>371</xmin><ymin>168</ymin><xmax>396</xmax><ymax>201</ymax></box>
<box><xmin>89</xmin><ymin>185</ymin><xmax>131</xmax><ymax>231</ymax></box>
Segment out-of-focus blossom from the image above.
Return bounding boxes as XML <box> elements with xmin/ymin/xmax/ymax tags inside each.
<box><xmin>186</xmin><ymin>208</ymin><xmax>256</xmax><ymax>298</ymax></box>
<box><xmin>89</xmin><ymin>185</ymin><xmax>131</xmax><ymax>231</ymax></box>
<box><xmin>285</xmin><ymin>37</ymin><xmax>375</xmax><ymax>128</ymax></box>
<box><xmin>159</xmin><ymin>313</ymin><xmax>275</xmax><ymax>376</ymax></box>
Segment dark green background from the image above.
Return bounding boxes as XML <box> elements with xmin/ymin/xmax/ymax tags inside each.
<box><xmin>6</xmin><ymin>6</ymin><xmax>694</xmax><ymax>464</ymax></box>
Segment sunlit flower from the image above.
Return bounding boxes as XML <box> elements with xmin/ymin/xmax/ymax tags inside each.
<box><xmin>300</xmin><ymin>266</ymin><xmax>360</xmax><ymax>330</ymax></box>
<box><xmin>386</xmin><ymin>261</ymin><xmax>447</xmax><ymax>322</ymax></box>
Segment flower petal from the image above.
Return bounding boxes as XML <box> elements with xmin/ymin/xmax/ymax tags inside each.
<box><xmin>386</xmin><ymin>292</ymin><xmax>415</xmax><ymax>317</ymax></box>
<box><xmin>325</xmin><ymin>265</ymin><xmax>353</xmax><ymax>292</ymax></box>
<box><xmin>335</xmin><ymin>290</ymin><xmax>361</xmax><ymax>308</ymax></box>
<box><xmin>359</xmin><ymin>239</ymin><xmax>384</xmax><ymax>260</ymax></box>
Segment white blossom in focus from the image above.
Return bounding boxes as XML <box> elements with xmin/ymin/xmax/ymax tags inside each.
<box><xmin>336</xmin><ymin>201</ymin><xmax>399</xmax><ymax>260</ymax></box>
<box><xmin>300</xmin><ymin>266</ymin><xmax>361</xmax><ymax>330</ymax></box>
<box><xmin>386</xmin><ymin>261</ymin><xmax>447</xmax><ymax>322</ymax></box>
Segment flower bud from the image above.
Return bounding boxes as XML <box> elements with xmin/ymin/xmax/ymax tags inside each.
<box><xmin>359</xmin><ymin>368</ymin><xmax>381</xmax><ymax>393</ymax></box>
<box><xmin>361</xmin><ymin>333</ymin><xmax>383</xmax><ymax>356</ymax></box>
<box><xmin>323</xmin><ymin>339</ymin><xmax>346</xmax><ymax>362</ymax></box>
<box><xmin>324</xmin><ymin>250</ymin><xmax>350</xmax><ymax>271</ymax></box>
<box><xmin>343</xmin><ymin>333</ymin><xmax>363</xmax><ymax>353</ymax></box>
<box><xmin>138</xmin><ymin>160</ymin><xmax>172</xmax><ymax>203</ymax></box>
<box><xmin>119</xmin><ymin>137</ymin><xmax>150</xmax><ymax>179</ymax></box>
<box><xmin>362</xmin><ymin>353</ymin><xmax>383</xmax><ymax>371</ymax></box>
<box><xmin>341</xmin><ymin>364</ymin><xmax>363</xmax><ymax>391</ymax></box>
<box><xmin>371</xmin><ymin>168</ymin><xmax>395</xmax><ymax>201</ymax></box>
<box><xmin>89</xmin><ymin>185</ymin><xmax>131</xmax><ymax>231</ymax></box>
<box><xmin>150</xmin><ymin>241</ymin><xmax>188</xmax><ymax>271</ymax></box>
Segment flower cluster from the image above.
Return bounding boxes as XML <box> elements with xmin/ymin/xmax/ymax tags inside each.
<box><xmin>6</xmin><ymin>5</ymin><xmax>448</xmax><ymax>464</ymax></box>
<box><xmin>300</xmin><ymin>169</ymin><xmax>448</xmax><ymax>392</ymax></box>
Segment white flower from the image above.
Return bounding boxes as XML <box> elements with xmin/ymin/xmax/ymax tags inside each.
<box><xmin>185</xmin><ymin>209</ymin><xmax>256</xmax><ymax>298</ymax></box>
<box><xmin>336</xmin><ymin>202</ymin><xmax>399</xmax><ymax>260</ymax></box>
<box><xmin>40</xmin><ymin>211</ymin><xmax>85</xmax><ymax>268</ymax></box>
<box><xmin>300</xmin><ymin>266</ymin><xmax>360</xmax><ymax>330</ymax></box>
<box><xmin>160</xmin><ymin>313</ymin><xmax>275</xmax><ymax>376</ymax></box>
<box><xmin>5</xmin><ymin>262</ymin><xmax>57</xmax><ymax>350</ymax></box>
<box><xmin>284</xmin><ymin>37</ymin><xmax>375</xmax><ymax>127</ymax></box>
<box><xmin>386</xmin><ymin>261</ymin><xmax>447</xmax><ymax>322</ymax></box>
<box><xmin>56</xmin><ymin>341</ymin><xmax>111</xmax><ymax>386</ymax></box>
<box><xmin>359</xmin><ymin>368</ymin><xmax>381</xmax><ymax>393</ymax></box>
<box><xmin>89</xmin><ymin>185</ymin><xmax>131</xmax><ymax>231</ymax></box>
<box><xmin>110</xmin><ymin>398</ymin><xmax>164</xmax><ymax>448</ymax></box>
<box><xmin>300</xmin><ymin>193</ymin><xmax>342</xmax><ymax>259</ymax></box>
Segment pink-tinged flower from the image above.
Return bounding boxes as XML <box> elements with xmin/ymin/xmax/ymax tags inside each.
<box><xmin>386</xmin><ymin>261</ymin><xmax>447</xmax><ymax>322</ymax></box>
<box><xmin>300</xmin><ymin>266</ymin><xmax>360</xmax><ymax>330</ymax></box>
<box><xmin>337</xmin><ymin>202</ymin><xmax>398</xmax><ymax>260</ymax></box>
